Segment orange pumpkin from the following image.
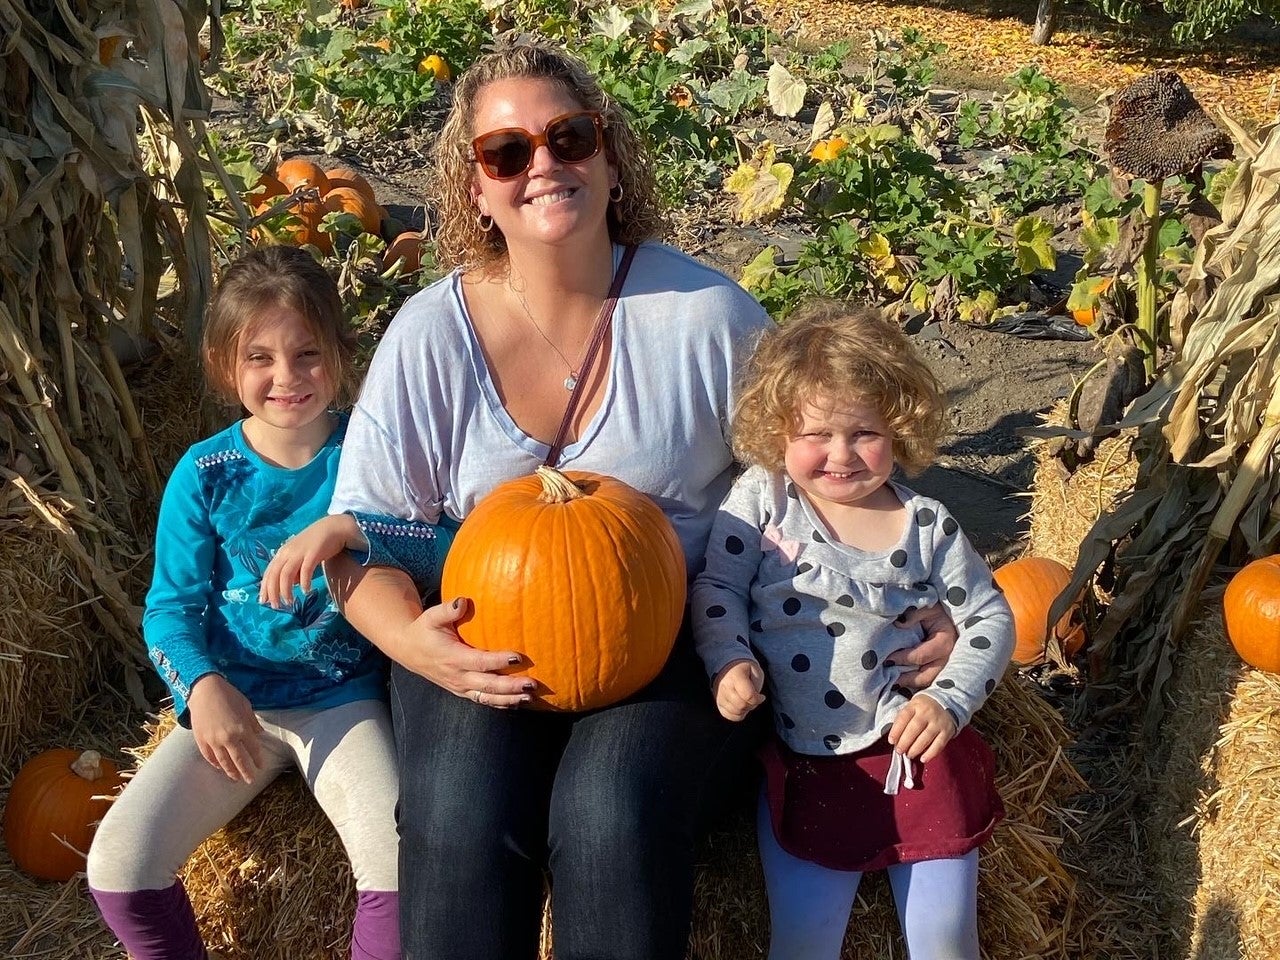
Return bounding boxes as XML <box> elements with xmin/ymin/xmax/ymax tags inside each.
<box><xmin>272</xmin><ymin>198</ymin><xmax>332</xmax><ymax>253</ymax></box>
<box><xmin>1072</xmin><ymin>276</ymin><xmax>1115</xmax><ymax>326</ymax></box>
<box><xmin>1223</xmin><ymin>555</ymin><xmax>1280</xmax><ymax>672</ymax></box>
<box><xmin>441</xmin><ymin>467</ymin><xmax>686</xmax><ymax>711</ymax></box>
<box><xmin>247</xmin><ymin>172</ymin><xmax>286</xmax><ymax>209</ymax></box>
<box><xmin>810</xmin><ymin>136</ymin><xmax>849</xmax><ymax>162</ymax></box>
<box><xmin>993</xmin><ymin>556</ymin><xmax>1087</xmax><ymax>666</ymax></box>
<box><xmin>4</xmin><ymin>749</ymin><xmax>123</xmax><ymax>881</ymax></box>
<box><xmin>383</xmin><ymin>231</ymin><xmax>425</xmax><ymax>273</ymax></box>
<box><xmin>325</xmin><ymin>166</ymin><xmax>377</xmax><ymax>204</ymax></box>
<box><xmin>275</xmin><ymin>157</ymin><xmax>330</xmax><ymax>195</ymax></box>
<box><xmin>323</xmin><ymin>186</ymin><xmax>382</xmax><ymax>234</ymax></box>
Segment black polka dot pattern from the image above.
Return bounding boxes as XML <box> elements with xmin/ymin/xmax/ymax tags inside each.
<box><xmin>964</xmin><ymin>615</ymin><xmax>984</xmax><ymax>628</ymax></box>
<box><xmin>797</xmin><ymin>562</ymin><xmax>813</xmax><ymax>574</ymax></box>
<box><xmin>783</xmin><ymin>597</ymin><xmax>802</xmax><ymax>616</ymax></box>
<box><xmin>945</xmin><ymin>586</ymin><xmax>968</xmax><ymax>605</ymax></box>
<box><xmin>725</xmin><ymin>535</ymin><xmax>744</xmax><ymax>555</ymax></box>
<box><xmin>823</xmin><ymin>734</ymin><xmax>841</xmax><ymax>750</ymax></box>
<box><xmin>891</xmin><ymin>685</ymin><xmax>913</xmax><ymax>699</ymax></box>
<box><xmin>750</xmin><ymin>620</ymin><xmax>763</xmax><ymax>633</ymax></box>
<box><xmin>786</xmin><ymin>482</ymin><xmax>799</xmax><ymax>499</ymax></box>
<box><xmin>735</xmin><ymin>635</ymin><xmax>748</xmax><ymax>646</ymax></box>
<box><xmin>791</xmin><ymin>654</ymin><xmax>810</xmax><ymax>672</ymax></box>
<box><xmin>813</xmin><ymin>529</ymin><xmax>826</xmax><ymax>543</ymax></box>
<box><xmin>861</xmin><ymin>650</ymin><xmax>878</xmax><ymax>670</ymax></box>
<box><xmin>870</xmin><ymin>582</ymin><xmax>884</xmax><ymax>589</ymax></box>
<box><xmin>916</xmin><ymin>508</ymin><xmax>936</xmax><ymax>526</ymax></box>
<box><xmin>824</xmin><ymin>690</ymin><xmax>846</xmax><ymax>709</ymax></box>
<box><xmin>780</xmin><ymin>713</ymin><xmax>796</xmax><ymax>729</ymax></box>
<box><xmin>912</xmin><ymin>581</ymin><xmax>930</xmax><ymax>592</ymax></box>
<box><xmin>890</xmin><ymin>549</ymin><xmax>909</xmax><ymax>568</ymax></box>
<box><xmin>937</xmin><ymin>678</ymin><xmax>956</xmax><ymax>689</ymax></box>
<box><xmin>836</xmin><ymin>594</ymin><xmax>855</xmax><ymax>607</ymax></box>
<box><xmin>706</xmin><ymin>604</ymin><xmax>726</xmax><ymax>619</ymax></box>
<box><xmin>942</xmin><ymin>517</ymin><xmax>958</xmax><ymax>535</ymax></box>
<box><xmin>985</xmin><ymin>678</ymin><xmax>996</xmax><ymax>695</ymax></box>
<box><xmin>969</xmin><ymin>636</ymin><xmax>992</xmax><ymax>650</ymax></box>
<box><xmin>827</xmin><ymin>622</ymin><xmax>845</xmax><ymax>638</ymax></box>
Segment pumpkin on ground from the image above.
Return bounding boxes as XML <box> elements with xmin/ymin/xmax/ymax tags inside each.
<box><xmin>993</xmin><ymin>556</ymin><xmax>1087</xmax><ymax>666</ymax></box>
<box><xmin>275</xmin><ymin>157</ymin><xmax>330</xmax><ymax>194</ymax></box>
<box><xmin>324</xmin><ymin>166</ymin><xmax>376</xmax><ymax>203</ymax></box>
<box><xmin>417</xmin><ymin>54</ymin><xmax>451</xmax><ymax>83</ymax></box>
<box><xmin>383</xmin><ymin>231</ymin><xmax>425</xmax><ymax>273</ymax></box>
<box><xmin>3</xmin><ymin>749</ymin><xmax>123</xmax><ymax>881</ymax></box>
<box><xmin>810</xmin><ymin>136</ymin><xmax>849</xmax><ymax>162</ymax></box>
<box><xmin>1223</xmin><ymin>554</ymin><xmax>1280</xmax><ymax>672</ymax></box>
<box><xmin>441</xmin><ymin>467</ymin><xmax>686</xmax><ymax>711</ymax></box>
<box><xmin>323</xmin><ymin>186</ymin><xmax>382</xmax><ymax>234</ymax></box>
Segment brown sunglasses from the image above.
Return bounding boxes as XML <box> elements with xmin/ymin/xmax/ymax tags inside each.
<box><xmin>469</xmin><ymin>110</ymin><xmax>605</xmax><ymax>181</ymax></box>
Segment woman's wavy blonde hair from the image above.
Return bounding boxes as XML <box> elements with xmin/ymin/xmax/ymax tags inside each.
<box><xmin>733</xmin><ymin>301</ymin><xmax>946</xmax><ymax>475</ymax></box>
<box><xmin>433</xmin><ymin>42</ymin><xmax>665</xmax><ymax>274</ymax></box>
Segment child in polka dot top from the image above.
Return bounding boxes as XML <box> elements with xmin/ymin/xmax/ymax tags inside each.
<box><xmin>692</xmin><ymin>300</ymin><xmax>1015</xmax><ymax>959</ymax></box>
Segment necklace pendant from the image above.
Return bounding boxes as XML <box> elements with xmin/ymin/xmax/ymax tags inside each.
<box><xmin>563</xmin><ymin>374</ymin><xmax>578</xmax><ymax>391</ymax></box>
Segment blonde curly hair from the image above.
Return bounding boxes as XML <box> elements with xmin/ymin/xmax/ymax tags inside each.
<box><xmin>433</xmin><ymin>42</ymin><xmax>665</xmax><ymax>274</ymax></box>
<box><xmin>732</xmin><ymin>301</ymin><xmax>946</xmax><ymax>475</ymax></box>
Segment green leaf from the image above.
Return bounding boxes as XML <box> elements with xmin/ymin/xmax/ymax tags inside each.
<box><xmin>1012</xmin><ymin>215</ymin><xmax>1056</xmax><ymax>274</ymax></box>
<box><xmin>725</xmin><ymin>142</ymin><xmax>794</xmax><ymax>223</ymax></box>
<box><xmin>739</xmin><ymin>246</ymin><xmax>779</xmax><ymax>291</ymax></box>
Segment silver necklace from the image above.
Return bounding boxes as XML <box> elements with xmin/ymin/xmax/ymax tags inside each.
<box><xmin>511</xmin><ymin>284</ymin><xmax>587</xmax><ymax>391</ymax></box>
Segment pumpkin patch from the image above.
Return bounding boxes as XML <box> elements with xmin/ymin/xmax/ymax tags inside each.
<box><xmin>3</xmin><ymin>749</ymin><xmax>123</xmax><ymax>881</ymax></box>
<box><xmin>441</xmin><ymin>467</ymin><xmax>686</xmax><ymax>711</ymax></box>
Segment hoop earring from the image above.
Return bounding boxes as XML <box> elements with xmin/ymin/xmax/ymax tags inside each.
<box><xmin>609</xmin><ymin>183</ymin><xmax>624</xmax><ymax>203</ymax></box>
<box><xmin>476</xmin><ymin>212</ymin><xmax>494</xmax><ymax>232</ymax></box>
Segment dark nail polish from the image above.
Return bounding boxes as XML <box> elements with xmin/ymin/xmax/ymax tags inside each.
<box><xmin>508</xmin><ymin>655</ymin><xmax>521</xmax><ymax>665</ymax></box>
<box><xmin>452</xmin><ymin>598</ymin><xmax>462</xmax><ymax>610</ymax></box>
<box><xmin>522</xmin><ymin>681</ymin><xmax>536</xmax><ymax>693</ymax></box>
<box><xmin>520</xmin><ymin>695</ymin><xmax>532</xmax><ymax>703</ymax></box>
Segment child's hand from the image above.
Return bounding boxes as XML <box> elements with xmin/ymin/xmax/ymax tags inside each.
<box><xmin>712</xmin><ymin>659</ymin><xmax>766</xmax><ymax>722</ymax></box>
<box><xmin>188</xmin><ymin>674</ymin><xmax>265</xmax><ymax>784</ymax></box>
<box><xmin>260</xmin><ymin>514</ymin><xmax>364</xmax><ymax>609</ymax></box>
<box><xmin>887</xmin><ymin>693</ymin><xmax>956</xmax><ymax>763</ymax></box>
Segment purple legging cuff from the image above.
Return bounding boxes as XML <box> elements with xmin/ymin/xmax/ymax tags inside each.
<box><xmin>352</xmin><ymin>890</ymin><xmax>400</xmax><ymax>960</ymax></box>
<box><xmin>90</xmin><ymin>882</ymin><xmax>206</xmax><ymax>960</ymax></box>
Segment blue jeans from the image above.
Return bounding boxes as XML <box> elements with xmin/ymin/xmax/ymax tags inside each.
<box><xmin>389</xmin><ymin>636</ymin><xmax>748</xmax><ymax>960</ymax></box>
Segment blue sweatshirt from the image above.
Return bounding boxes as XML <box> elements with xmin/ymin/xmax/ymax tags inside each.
<box><xmin>143</xmin><ymin>414</ymin><xmax>450</xmax><ymax>723</ymax></box>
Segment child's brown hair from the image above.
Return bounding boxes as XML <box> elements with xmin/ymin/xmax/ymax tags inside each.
<box><xmin>202</xmin><ymin>246</ymin><xmax>355</xmax><ymax>406</ymax></box>
<box><xmin>733</xmin><ymin>301</ymin><xmax>946</xmax><ymax>474</ymax></box>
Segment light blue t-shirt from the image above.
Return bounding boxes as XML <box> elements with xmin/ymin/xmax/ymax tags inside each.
<box><xmin>330</xmin><ymin>242</ymin><xmax>772</xmax><ymax>574</ymax></box>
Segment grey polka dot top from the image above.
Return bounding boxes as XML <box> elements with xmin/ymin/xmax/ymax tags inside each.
<box><xmin>691</xmin><ymin>466</ymin><xmax>1015</xmax><ymax>756</ymax></box>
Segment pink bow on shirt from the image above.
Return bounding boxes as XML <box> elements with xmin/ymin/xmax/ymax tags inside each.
<box><xmin>761</xmin><ymin>523</ymin><xmax>802</xmax><ymax>564</ymax></box>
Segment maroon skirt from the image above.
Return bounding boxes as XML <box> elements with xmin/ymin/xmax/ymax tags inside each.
<box><xmin>760</xmin><ymin>726</ymin><xmax>1004</xmax><ymax>872</ymax></box>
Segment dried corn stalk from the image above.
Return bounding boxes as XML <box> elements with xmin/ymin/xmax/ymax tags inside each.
<box><xmin>1048</xmin><ymin>118</ymin><xmax>1280</xmax><ymax>732</ymax></box>
<box><xmin>0</xmin><ymin>0</ymin><xmax>222</xmax><ymax>737</ymax></box>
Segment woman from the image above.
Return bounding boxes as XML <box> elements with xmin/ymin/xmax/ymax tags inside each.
<box><xmin>327</xmin><ymin>43</ymin><xmax>958</xmax><ymax>960</ymax></box>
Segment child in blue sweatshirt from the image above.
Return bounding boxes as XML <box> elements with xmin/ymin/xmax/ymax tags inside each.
<box><xmin>87</xmin><ymin>246</ymin><xmax>449</xmax><ymax>960</ymax></box>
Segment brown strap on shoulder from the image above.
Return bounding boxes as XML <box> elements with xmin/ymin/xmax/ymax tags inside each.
<box><xmin>543</xmin><ymin>244</ymin><xmax>638</xmax><ymax>467</ymax></box>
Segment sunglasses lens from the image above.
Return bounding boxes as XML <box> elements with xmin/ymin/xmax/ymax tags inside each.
<box><xmin>547</xmin><ymin>115</ymin><xmax>601</xmax><ymax>164</ymax></box>
<box><xmin>478</xmin><ymin>133</ymin><xmax>533</xmax><ymax>179</ymax></box>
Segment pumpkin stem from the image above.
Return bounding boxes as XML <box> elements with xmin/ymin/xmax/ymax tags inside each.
<box><xmin>535</xmin><ymin>466</ymin><xmax>586</xmax><ymax>504</ymax></box>
<box><xmin>70</xmin><ymin>750</ymin><xmax>103</xmax><ymax>781</ymax></box>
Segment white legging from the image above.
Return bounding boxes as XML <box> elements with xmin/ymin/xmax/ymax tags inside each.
<box><xmin>87</xmin><ymin>698</ymin><xmax>399</xmax><ymax>894</ymax></box>
<box><xmin>757</xmin><ymin>793</ymin><xmax>980</xmax><ymax>960</ymax></box>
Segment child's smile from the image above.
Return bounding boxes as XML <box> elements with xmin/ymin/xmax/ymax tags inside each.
<box><xmin>784</xmin><ymin>395</ymin><xmax>898</xmax><ymax>515</ymax></box>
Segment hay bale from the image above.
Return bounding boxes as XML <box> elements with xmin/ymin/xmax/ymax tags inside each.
<box><xmin>1147</xmin><ymin>611</ymin><xmax>1280</xmax><ymax>960</ymax></box>
<box><xmin>1026</xmin><ymin>401</ymin><xmax>1139</xmax><ymax>570</ymax></box>
<box><xmin>127</xmin><ymin>674</ymin><xmax>1087</xmax><ymax>960</ymax></box>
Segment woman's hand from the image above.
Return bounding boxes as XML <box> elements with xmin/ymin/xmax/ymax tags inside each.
<box><xmin>401</xmin><ymin>598</ymin><xmax>535</xmax><ymax>709</ymax></box>
<box><xmin>260</xmin><ymin>515</ymin><xmax>364</xmax><ymax>609</ymax></box>
<box><xmin>887</xmin><ymin>692</ymin><xmax>956</xmax><ymax>762</ymax></box>
<box><xmin>888</xmin><ymin>603</ymin><xmax>959</xmax><ymax>689</ymax></box>
<box><xmin>712</xmin><ymin>659</ymin><xmax>766</xmax><ymax>722</ymax></box>
<box><xmin>188</xmin><ymin>674</ymin><xmax>264</xmax><ymax>784</ymax></box>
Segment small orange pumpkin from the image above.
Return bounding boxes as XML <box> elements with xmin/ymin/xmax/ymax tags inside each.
<box><xmin>323</xmin><ymin>186</ymin><xmax>382</xmax><ymax>234</ymax></box>
<box><xmin>993</xmin><ymin>556</ymin><xmax>1087</xmax><ymax>666</ymax></box>
<box><xmin>1223</xmin><ymin>555</ymin><xmax>1280</xmax><ymax>672</ymax></box>
<box><xmin>417</xmin><ymin>55</ymin><xmax>451</xmax><ymax>83</ymax></box>
<box><xmin>247</xmin><ymin>172</ymin><xmax>286</xmax><ymax>209</ymax></box>
<box><xmin>275</xmin><ymin>157</ymin><xmax>330</xmax><ymax>195</ymax></box>
<box><xmin>325</xmin><ymin>166</ymin><xmax>377</xmax><ymax>204</ymax></box>
<box><xmin>271</xmin><ymin>198</ymin><xmax>332</xmax><ymax>253</ymax></box>
<box><xmin>810</xmin><ymin>136</ymin><xmax>849</xmax><ymax>162</ymax></box>
<box><xmin>441</xmin><ymin>467</ymin><xmax>686</xmax><ymax>711</ymax></box>
<box><xmin>1072</xmin><ymin>276</ymin><xmax>1115</xmax><ymax>326</ymax></box>
<box><xmin>383</xmin><ymin>231</ymin><xmax>425</xmax><ymax>273</ymax></box>
<box><xmin>4</xmin><ymin>749</ymin><xmax>123</xmax><ymax>881</ymax></box>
